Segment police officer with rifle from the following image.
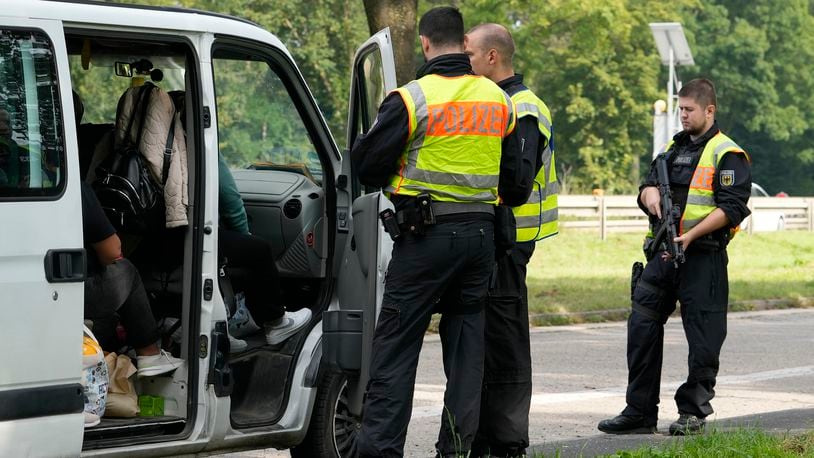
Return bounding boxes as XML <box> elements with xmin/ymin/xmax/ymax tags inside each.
<box><xmin>598</xmin><ymin>79</ymin><xmax>752</xmax><ymax>436</ymax></box>
<box><xmin>351</xmin><ymin>7</ymin><xmax>530</xmax><ymax>457</ymax></box>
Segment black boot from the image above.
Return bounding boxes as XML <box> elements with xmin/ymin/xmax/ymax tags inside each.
<box><xmin>668</xmin><ymin>414</ymin><xmax>705</xmax><ymax>436</ymax></box>
<box><xmin>597</xmin><ymin>414</ymin><xmax>657</xmax><ymax>434</ymax></box>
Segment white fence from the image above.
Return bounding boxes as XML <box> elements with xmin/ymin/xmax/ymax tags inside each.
<box><xmin>560</xmin><ymin>195</ymin><xmax>814</xmax><ymax>240</ymax></box>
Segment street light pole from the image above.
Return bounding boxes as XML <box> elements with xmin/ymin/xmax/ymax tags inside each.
<box><xmin>667</xmin><ymin>46</ymin><xmax>674</xmax><ymax>146</ymax></box>
<box><xmin>650</xmin><ymin>23</ymin><xmax>694</xmax><ymax>159</ymax></box>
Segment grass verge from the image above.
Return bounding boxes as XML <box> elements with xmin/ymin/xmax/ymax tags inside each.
<box><xmin>591</xmin><ymin>428</ymin><xmax>814</xmax><ymax>458</ymax></box>
<box><xmin>527</xmin><ymin>230</ymin><xmax>814</xmax><ymax>326</ymax></box>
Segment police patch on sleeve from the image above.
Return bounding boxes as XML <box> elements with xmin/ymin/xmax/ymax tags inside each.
<box><xmin>720</xmin><ymin>169</ymin><xmax>734</xmax><ymax>186</ymax></box>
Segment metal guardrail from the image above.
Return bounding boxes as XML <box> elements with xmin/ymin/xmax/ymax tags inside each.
<box><xmin>560</xmin><ymin>195</ymin><xmax>814</xmax><ymax>240</ymax></box>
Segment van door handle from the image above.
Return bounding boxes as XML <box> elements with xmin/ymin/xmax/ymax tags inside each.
<box><xmin>43</xmin><ymin>249</ymin><xmax>87</xmax><ymax>283</ymax></box>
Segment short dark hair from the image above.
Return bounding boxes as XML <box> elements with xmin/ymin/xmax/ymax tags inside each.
<box><xmin>418</xmin><ymin>6</ymin><xmax>464</xmax><ymax>48</ymax></box>
<box><xmin>678</xmin><ymin>78</ymin><xmax>717</xmax><ymax>108</ymax></box>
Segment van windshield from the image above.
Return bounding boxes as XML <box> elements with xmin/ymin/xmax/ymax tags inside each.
<box><xmin>212</xmin><ymin>55</ymin><xmax>323</xmax><ymax>185</ymax></box>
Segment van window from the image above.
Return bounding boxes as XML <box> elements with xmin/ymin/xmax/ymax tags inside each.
<box><xmin>0</xmin><ymin>29</ymin><xmax>65</xmax><ymax>198</ymax></box>
<box><xmin>360</xmin><ymin>48</ymin><xmax>386</xmax><ymax>131</ymax></box>
<box><xmin>69</xmin><ymin>55</ymin><xmax>187</xmax><ymax>124</ymax></box>
<box><xmin>213</xmin><ymin>53</ymin><xmax>323</xmax><ymax>185</ymax></box>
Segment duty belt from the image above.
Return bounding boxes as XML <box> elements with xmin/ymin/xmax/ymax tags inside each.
<box><xmin>391</xmin><ymin>196</ymin><xmax>495</xmax><ymax>238</ymax></box>
<box><xmin>396</xmin><ymin>201</ymin><xmax>495</xmax><ymax>222</ymax></box>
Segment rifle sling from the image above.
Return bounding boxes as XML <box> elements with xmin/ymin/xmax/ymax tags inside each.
<box><xmin>632</xmin><ymin>301</ymin><xmax>667</xmax><ymax>323</ymax></box>
<box><xmin>637</xmin><ymin>278</ymin><xmax>666</xmax><ymax>298</ymax></box>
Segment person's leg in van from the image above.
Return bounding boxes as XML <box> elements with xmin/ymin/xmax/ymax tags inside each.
<box><xmin>218</xmin><ymin>228</ymin><xmax>311</xmax><ymax>345</ymax></box>
<box><xmin>84</xmin><ymin>258</ymin><xmax>183</xmax><ymax>376</ymax></box>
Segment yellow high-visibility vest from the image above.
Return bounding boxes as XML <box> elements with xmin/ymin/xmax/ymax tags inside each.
<box><xmin>386</xmin><ymin>74</ymin><xmax>516</xmax><ymax>204</ymax></box>
<box><xmin>511</xmin><ymin>89</ymin><xmax>557</xmax><ymax>242</ymax></box>
<box><xmin>652</xmin><ymin>132</ymin><xmax>749</xmax><ymax>240</ymax></box>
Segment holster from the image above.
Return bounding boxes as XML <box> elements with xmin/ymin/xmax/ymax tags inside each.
<box><xmin>396</xmin><ymin>206</ymin><xmax>428</xmax><ymax>236</ymax></box>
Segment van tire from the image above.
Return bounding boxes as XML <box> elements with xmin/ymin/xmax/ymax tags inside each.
<box><xmin>291</xmin><ymin>366</ymin><xmax>359</xmax><ymax>457</ymax></box>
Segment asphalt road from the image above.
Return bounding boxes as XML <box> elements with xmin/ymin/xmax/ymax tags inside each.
<box><xmin>228</xmin><ymin>308</ymin><xmax>814</xmax><ymax>457</ymax></box>
<box><xmin>405</xmin><ymin>308</ymin><xmax>814</xmax><ymax>457</ymax></box>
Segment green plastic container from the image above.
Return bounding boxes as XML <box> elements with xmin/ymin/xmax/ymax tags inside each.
<box><xmin>138</xmin><ymin>395</ymin><xmax>164</xmax><ymax>416</ymax></box>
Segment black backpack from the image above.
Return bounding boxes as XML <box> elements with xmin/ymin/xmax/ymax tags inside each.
<box><xmin>93</xmin><ymin>83</ymin><xmax>175</xmax><ymax>234</ymax></box>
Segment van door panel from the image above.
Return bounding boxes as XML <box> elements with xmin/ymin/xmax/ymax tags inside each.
<box><xmin>0</xmin><ymin>18</ymin><xmax>84</xmax><ymax>457</ymax></box>
<box><xmin>331</xmin><ymin>28</ymin><xmax>396</xmax><ymax>415</ymax></box>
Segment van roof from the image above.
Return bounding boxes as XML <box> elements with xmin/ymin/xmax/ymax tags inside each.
<box><xmin>6</xmin><ymin>0</ymin><xmax>289</xmax><ymax>57</ymax></box>
<box><xmin>46</xmin><ymin>0</ymin><xmax>261</xmax><ymax>28</ymax></box>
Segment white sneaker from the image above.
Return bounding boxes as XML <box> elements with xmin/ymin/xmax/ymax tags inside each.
<box><xmin>229</xmin><ymin>334</ymin><xmax>248</xmax><ymax>353</ymax></box>
<box><xmin>84</xmin><ymin>411</ymin><xmax>101</xmax><ymax>427</ymax></box>
<box><xmin>137</xmin><ymin>350</ymin><xmax>184</xmax><ymax>377</ymax></box>
<box><xmin>264</xmin><ymin>309</ymin><xmax>312</xmax><ymax>345</ymax></box>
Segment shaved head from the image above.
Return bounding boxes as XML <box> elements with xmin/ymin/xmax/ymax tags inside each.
<box><xmin>467</xmin><ymin>23</ymin><xmax>515</xmax><ymax>66</ymax></box>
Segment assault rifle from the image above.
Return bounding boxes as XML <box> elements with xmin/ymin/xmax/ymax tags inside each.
<box><xmin>645</xmin><ymin>153</ymin><xmax>686</xmax><ymax>267</ymax></box>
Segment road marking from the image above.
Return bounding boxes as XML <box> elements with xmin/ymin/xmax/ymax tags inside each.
<box><xmin>411</xmin><ymin>366</ymin><xmax>814</xmax><ymax>419</ymax></box>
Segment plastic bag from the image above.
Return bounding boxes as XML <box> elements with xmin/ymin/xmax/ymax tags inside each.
<box><xmin>104</xmin><ymin>353</ymin><xmax>140</xmax><ymax>417</ymax></box>
<box><xmin>82</xmin><ymin>325</ymin><xmax>108</xmax><ymax>423</ymax></box>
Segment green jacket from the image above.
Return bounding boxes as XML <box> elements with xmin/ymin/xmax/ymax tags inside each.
<box><xmin>218</xmin><ymin>153</ymin><xmax>249</xmax><ymax>234</ymax></box>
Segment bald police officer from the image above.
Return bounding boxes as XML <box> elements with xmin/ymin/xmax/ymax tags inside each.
<box><xmin>465</xmin><ymin>23</ymin><xmax>556</xmax><ymax>457</ymax></box>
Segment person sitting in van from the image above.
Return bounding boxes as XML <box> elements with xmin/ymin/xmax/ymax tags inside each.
<box><xmin>82</xmin><ymin>180</ymin><xmax>184</xmax><ymax>376</ymax></box>
<box><xmin>218</xmin><ymin>152</ymin><xmax>311</xmax><ymax>345</ymax></box>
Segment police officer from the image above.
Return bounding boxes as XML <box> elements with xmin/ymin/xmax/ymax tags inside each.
<box><xmin>351</xmin><ymin>7</ymin><xmax>531</xmax><ymax>457</ymax></box>
<box><xmin>464</xmin><ymin>23</ymin><xmax>556</xmax><ymax>457</ymax></box>
<box><xmin>598</xmin><ymin>78</ymin><xmax>752</xmax><ymax>436</ymax></box>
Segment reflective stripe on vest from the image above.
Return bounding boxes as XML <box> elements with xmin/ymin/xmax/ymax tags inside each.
<box><xmin>655</xmin><ymin>133</ymin><xmax>748</xmax><ymax>241</ymax></box>
<box><xmin>680</xmin><ymin>132</ymin><xmax>748</xmax><ymax>237</ymax></box>
<box><xmin>511</xmin><ymin>89</ymin><xmax>558</xmax><ymax>242</ymax></box>
<box><xmin>386</xmin><ymin>75</ymin><xmax>516</xmax><ymax>203</ymax></box>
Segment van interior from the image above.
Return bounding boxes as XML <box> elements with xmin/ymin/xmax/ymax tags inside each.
<box><xmin>67</xmin><ymin>27</ymin><xmax>334</xmax><ymax>448</ymax></box>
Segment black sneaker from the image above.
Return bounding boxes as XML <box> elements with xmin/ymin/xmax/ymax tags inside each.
<box><xmin>668</xmin><ymin>414</ymin><xmax>706</xmax><ymax>436</ymax></box>
<box><xmin>597</xmin><ymin>414</ymin><xmax>657</xmax><ymax>434</ymax></box>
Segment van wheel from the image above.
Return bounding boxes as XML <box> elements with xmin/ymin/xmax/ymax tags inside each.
<box><xmin>291</xmin><ymin>367</ymin><xmax>360</xmax><ymax>458</ymax></box>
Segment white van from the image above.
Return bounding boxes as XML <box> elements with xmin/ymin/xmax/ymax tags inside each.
<box><xmin>0</xmin><ymin>1</ymin><xmax>396</xmax><ymax>456</ymax></box>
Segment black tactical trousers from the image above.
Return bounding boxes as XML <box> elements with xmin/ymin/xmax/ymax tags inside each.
<box><xmin>622</xmin><ymin>247</ymin><xmax>729</xmax><ymax>423</ymax></box>
<box><xmin>472</xmin><ymin>241</ymin><xmax>535</xmax><ymax>457</ymax></box>
<box><xmin>357</xmin><ymin>220</ymin><xmax>495</xmax><ymax>458</ymax></box>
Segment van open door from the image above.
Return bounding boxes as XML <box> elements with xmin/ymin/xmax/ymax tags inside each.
<box><xmin>315</xmin><ymin>27</ymin><xmax>396</xmax><ymax>456</ymax></box>
<box><xmin>0</xmin><ymin>20</ymin><xmax>85</xmax><ymax>456</ymax></box>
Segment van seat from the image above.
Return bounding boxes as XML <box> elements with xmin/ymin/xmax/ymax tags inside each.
<box><xmin>78</xmin><ymin>123</ymin><xmax>113</xmax><ymax>181</ymax></box>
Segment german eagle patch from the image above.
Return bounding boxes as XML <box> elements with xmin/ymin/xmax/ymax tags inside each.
<box><xmin>720</xmin><ymin>169</ymin><xmax>734</xmax><ymax>186</ymax></box>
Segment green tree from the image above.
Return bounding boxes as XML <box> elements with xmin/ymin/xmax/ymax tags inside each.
<box><xmin>110</xmin><ymin>0</ymin><xmax>369</xmax><ymax>141</ymax></box>
<box><xmin>679</xmin><ymin>0</ymin><xmax>814</xmax><ymax>195</ymax></box>
<box><xmin>450</xmin><ymin>0</ymin><xmax>697</xmax><ymax>193</ymax></box>
<box><xmin>100</xmin><ymin>0</ymin><xmax>814</xmax><ymax>195</ymax></box>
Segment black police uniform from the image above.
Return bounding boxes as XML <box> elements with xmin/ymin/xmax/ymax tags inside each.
<box><xmin>622</xmin><ymin>122</ymin><xmax>751</xmax><ymax>425</ymax></box>
<box><xmin>350</xmin><ymin>54</ymin><xmax>531</xmax><ymax>458</ymax></box>
<box><xmin>473</xmin><ymin>74</ymin><xmax>546</xmax><ymax>458</ymax></box>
